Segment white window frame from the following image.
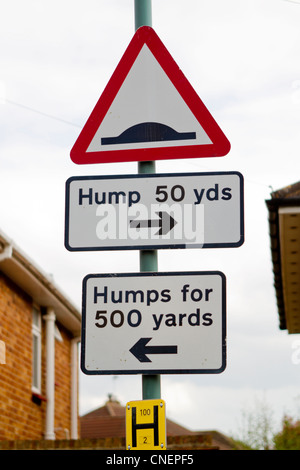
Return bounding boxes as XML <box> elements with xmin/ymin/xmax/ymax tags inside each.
<box><xmin>32</xmin><ymin>306</ymin><xmax>42</xmax><ymax>394</ymax></box>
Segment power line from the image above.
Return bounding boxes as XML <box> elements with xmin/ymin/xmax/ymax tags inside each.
<box><xmin>1</xmin><ymin>99</ymin><xmax>281</xmax><ymax>195</ymax></box>
<box><xmin>6</xmin><ymin>99</ymin><xmax>81</xmax><ymax>128</ymax></box>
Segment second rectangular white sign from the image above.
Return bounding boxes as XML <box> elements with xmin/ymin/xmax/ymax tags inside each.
<box><xmin>81</xmin><ymin>271</ymin><xmax>226</xmax><ymax>375</ymax></box>
<box><xmin>65</xmin><ymin>171</ymin><xmax>244</xmax><ymax>251</ymax></box>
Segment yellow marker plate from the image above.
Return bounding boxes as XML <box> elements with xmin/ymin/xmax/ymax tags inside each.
<box><xmin>126</xmin><ymin>399</ymin><xmax>166</xmax><ymax>450</ymax></box>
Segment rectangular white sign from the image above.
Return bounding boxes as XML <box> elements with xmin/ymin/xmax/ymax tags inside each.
<box><xmin>65</xmin><ymin>172</ymin><xmax>244</xmax><ymax>251</ymax></box>
<box><xmin>81</xmin><ymin>271</ymin><xmax>226</xmax><ymax>375</ymax></box>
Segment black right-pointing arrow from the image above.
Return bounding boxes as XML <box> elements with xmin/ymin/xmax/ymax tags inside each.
<box><xmin>130</xmin><ymin>211</ymin><xmax>177</xmax><ymax>236</ymax></box>
<box><xmin>129</xmin><ymin>337</ymin><xmax>178</xmax><ymax>363</ymax></box>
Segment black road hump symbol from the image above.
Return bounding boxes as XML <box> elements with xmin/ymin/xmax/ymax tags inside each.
<box><xmin>101</xmin><ymin>122</ymin><xmax>196</xmax><ymax>146</ymax></box>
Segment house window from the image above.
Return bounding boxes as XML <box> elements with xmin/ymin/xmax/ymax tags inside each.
<box><xmin>32</xmin><ymin>306</ymin><xmax>41</xmax><ymax>393</ymax></box>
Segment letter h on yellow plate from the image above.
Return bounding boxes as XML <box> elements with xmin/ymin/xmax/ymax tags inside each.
<box><xmin>126</xmin><ymin>399</ymin><xmax>166</xmax><ymax>450</ymax></box>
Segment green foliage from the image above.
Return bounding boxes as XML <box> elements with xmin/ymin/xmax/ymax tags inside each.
<box><xmin>232</xmin><ymin>396</ymin><xmax>275</xmax><ymax>450</ymax></box>
<box><xmin>273</xmin><ymin>416</ymin><xmax>300</xmax><ymax>450</ymax></box>
<box><xmin>231</xmin><ymin>396</ymin><xmax>300</xmax><ymax>450</ymax></box>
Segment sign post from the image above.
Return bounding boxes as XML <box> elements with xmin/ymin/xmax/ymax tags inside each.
<box><xmin>134</xmin><ymin>0</ymin><xmax>161</xmax><ymax>402</ymax></box>
<box><xmin>66</xmin><ymin>1</ymin><xmax>235</xmax><ymax>445</ymax></box>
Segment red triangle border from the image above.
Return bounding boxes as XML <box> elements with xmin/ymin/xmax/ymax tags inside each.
<box><xmin>70</xmin><ymin>26</ymin><xmax>230</xmax><ymax>165</ymax></box>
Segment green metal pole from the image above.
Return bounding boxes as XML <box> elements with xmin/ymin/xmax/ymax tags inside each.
<box><xmin>134</xmin><ymin>0</ymin><xmax>152</xmax><ymax>31</ymax></box>
<box><xmin>134</xmin><ymin>0</ymin><xmax>161</xmax><ymax>400</ymax></box>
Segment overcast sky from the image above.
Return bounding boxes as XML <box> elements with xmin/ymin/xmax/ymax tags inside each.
<box><xmin>1</xmin><ymin>0</ymin><xmax>300</xmax><ymax>438</ymax></box>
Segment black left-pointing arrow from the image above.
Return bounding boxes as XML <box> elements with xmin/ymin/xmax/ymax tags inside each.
<box><xmin>130</xmin><ymin>337</ymin><xmax>178</xmax><ymax>363</ymax></box>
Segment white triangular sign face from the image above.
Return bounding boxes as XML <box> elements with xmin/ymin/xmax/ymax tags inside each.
<box><xmin>71</xmin><ymin>27</ymin><xmax>230</xmax><ymax>165</ymax></box>
<box><xmin>87</xmin><ymin>44</ymin><xmax>213</xmax><ymax>153</ymax></box>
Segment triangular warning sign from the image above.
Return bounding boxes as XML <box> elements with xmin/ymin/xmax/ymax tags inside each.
<box><xmin>70</xmin><ymin>26</ymin><xmax>230</xmax><ymax>165</ymax></box>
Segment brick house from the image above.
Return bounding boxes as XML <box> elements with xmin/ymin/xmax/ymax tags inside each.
<box><xmin>0</xmin><ymin>229</ymin><xmax>81</xmax><ymax>441</ymax></box>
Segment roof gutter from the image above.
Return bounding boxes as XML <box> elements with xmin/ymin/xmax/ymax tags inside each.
<box><xmin>265</xmin><ymin>198</ymin><xmax>286</xmax><ymax>329</ymax></box>
<box><xmin>0</xmin><ymin>230</ymin><xmax>81</xmax><ymax>337</ymax></box>
<box><xmin>0</xmin><ymin>241</ymin><xmax>12</xmax><ymax>262</ymax></box>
